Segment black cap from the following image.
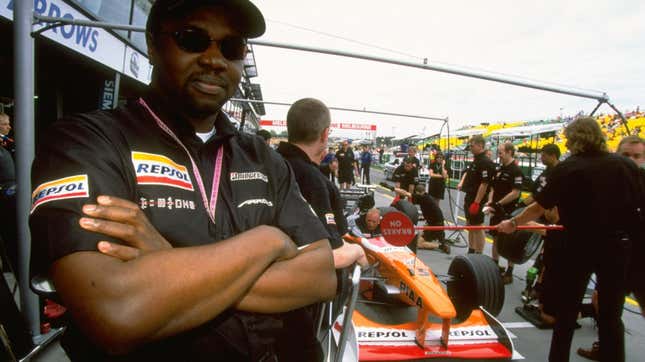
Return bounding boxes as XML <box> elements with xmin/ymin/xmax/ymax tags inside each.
<box><xmin>147</xmin><ymin>0</ymin><xmax>266</xmax><ymax>38</ymax></box>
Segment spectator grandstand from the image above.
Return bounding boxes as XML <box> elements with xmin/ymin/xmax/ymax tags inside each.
<box><xmin>432</xmin><ymin>110</ymin><xmax>644</xmax><ymax>155</ymax></box>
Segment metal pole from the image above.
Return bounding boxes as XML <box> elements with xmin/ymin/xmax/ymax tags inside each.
<box><xmin>589</xmin><ymin>100</ymin><xmax>604</xmax><ymax>117</ymax></box>
<box><xmin>249</xmin><ymin>40</ymin><xmax>609</xmax><ymax>102</ymax></box>
<box><xmin>32</xmin><ymin>16</ymin><xmax>613</xmax><ymax>105</ymax></box>
<box><xmin>230</xmin><ymin>98</ymin><xmax>447</xmax><ymax>121</ymax></box>
<box><xmin>605</xmin><ymin>102</ymin><xmax>631</xmax><ymax>134</ymax></box>
<box><xmin>14</xmin><ymin>0</ymin><xmax>40</xmax><ymax>339</ymax></box>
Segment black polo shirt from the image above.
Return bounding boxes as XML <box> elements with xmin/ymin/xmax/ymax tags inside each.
<box><xmin>428</xmin><ymin>160</ymin><xmax>446</xmax><ymax>199</ymax></box>
<box><xmin>412</xmin><ymin>193</ymin><xmax>444</xmax><ymax>226</ymax></box>
<box><xmin>277</xmin><ymin>142</ymin><xmax>344</xmax><ymax>249</ymax></box>
<box><xmin>534</xmin><ymin>151</ymin><xmax>644</xmax><ymax>242</ymax></box>
<box><xmin>30</xmin><ymin>96</ymin><xmax>329</xmax><ymax>360</ymax></box>
<box><xmin>407</xmin><ymin>155</ymin><xmax>421</xmax><ymax>170</ymax></box>
<box><xmin>392</xmin><ymin>164</ymin><xmax>419</xmax><ymax>191</ymax></box>
<box><xmin>491</xmin><ymin>160</ymin><xmax>523</xmax><ymax>213</ymax></box>
<box><xmin>335</xmin><ymin>148</ymin><xmax>355</xmax><ymax>173</ymax></box>
<box><xmin>462</xmin><ymin>152</ymin><xmax>496</xmax><ymax>196</ymax></box>
<box><xmin>531</xmin><ymin>166</ymin><xmax>554</xmax><ymax>197</ymax></box>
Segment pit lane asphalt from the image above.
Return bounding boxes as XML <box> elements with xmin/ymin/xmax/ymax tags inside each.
<box><xmin>367</xmin><ymin>167</ymin><xmax>645</xmax><ymax>361</ymax></box>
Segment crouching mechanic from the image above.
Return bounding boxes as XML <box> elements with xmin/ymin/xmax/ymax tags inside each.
<box><xmin>485</xmin><ymin>142</ymin><xmax>523</xmax><ymax>284</ymax></box>
<box><xmin>348</xmin><ymin>208</ymin><xmax>382</xmax><ymax>238</ymax></box>
<box><xmin>396</xmin><ymin>184</ymin><xmax>450</xmax><ymax>253</ymax></box>
<box><xmin>277</xmin><ymin>98</ymin><xmax>368</xmax><ymax>269</ymax></box>
<box><xmin>29</xmin><ymin>2</ymin><xmax>337</xmax><ymax>361</ymax></box>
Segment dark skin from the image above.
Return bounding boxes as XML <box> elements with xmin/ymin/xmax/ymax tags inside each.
<box><xmin>50</xmin><ymin>6</ymin><xmax>336</xmax><ymax>355</ymax></box>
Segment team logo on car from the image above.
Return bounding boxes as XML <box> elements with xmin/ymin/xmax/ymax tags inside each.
<box><xmin>31</xmin><ymin>174</ymin><xmax>89</xmax><ymax>213</ymax></box>
<box><xmin>132</xmin><ymin>152</ymin><xmax>193</xmax><ymax>191</ymax></box>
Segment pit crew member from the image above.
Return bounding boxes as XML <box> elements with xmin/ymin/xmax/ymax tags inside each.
<box><xmin>485</xmin><ymin>142</ymin><xmax>523</xmax><ymax>284</ymax></box>
<box><xmin>277</xmin><ymin>98</ymin><xmax>367</xmax><ymax>269</ymax></box>
<box><xmin>457</xmin><ymin>135</ymin><xmax>495</xmax><ymax>253</ymax></box>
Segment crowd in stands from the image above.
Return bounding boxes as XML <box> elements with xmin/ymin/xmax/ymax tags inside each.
<box><xmin>429</xmin><ymin>110</ymin><xmax>645</xmax><ymax>156</ymax></box>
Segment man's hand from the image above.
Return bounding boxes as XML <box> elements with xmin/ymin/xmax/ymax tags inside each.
<box><xmin>82</xmin><ymin>196</ymin><xmax>299</xmax><ymax>263</ymax></box>
<box><xmin>333</xmin><ymin>242</ymin><xmax>368</xmax><ymax>269</ymax></box>
<box><xmin>80</xmin><ymin>195</ymin><xmax>172</xmax><ymax>260</ymax></box>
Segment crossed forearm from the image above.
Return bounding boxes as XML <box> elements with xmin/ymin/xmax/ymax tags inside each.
<box><xmin>235</xmin><ymin>240</ymin><xmax>336</xmax><ymax>313</ymax></box>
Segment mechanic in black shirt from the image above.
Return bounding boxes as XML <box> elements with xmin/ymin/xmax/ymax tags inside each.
<box><xmin>498</xmin><ymin>118</ymin><xmax>645</xmax><ymax>362</ymax></box>
<box><xmin>392</xmin><ymin>157</ymin><xmax>419</xmax><ymax>201</ymax></box>
<box><xmin>320</xmin><ymin>156</ymin><xmax>338</xmax><ymax>184</ymax></box>
<box><xmin>29</xmin><ymin>2</ymin><xmax>337</xmax><ymax>360</ymax></box>
<box><xmin>277</xmin><ymin>98</ymin><xmax>367</xmax><ymax>269</ymax></box>
<box><xmin>485</xmin><ymin>142</ymin><xmax>523</xmax><ymax>284</ymax></box>
<box><xmin>458</xmin><ymin>135</ymin><xmax>496</xmax><ymax>253</ymax></box>
<box><xmin>522</xmin><ymin>143</ymin><xmax>560</xmax><ymax>206</ymax></box>
<box><xmin>397</xmin><ymin>184</ymin><xmax>450</xmax><ymax>253</ymax></box>
<box><xmin>336</xmin><ymin>140</ymin><xmax>357</xmax><ymax>189</ymax></box>
<box><xmin>406</xmin><ymin>145</ymin><xmax>421</xmax><ymax>170</ymax></box>
<box><xmin>518</xmin><ymin>144</ymin><xmax>562</xmax><ymax>323</ymax></box>
<box><xmin>348</xmin><ymin>208</ymin><xmax>381</xmax><ymax>238</ymax></box>
<box><xmin>428</xmin><ymin>152</ymin><xmax>448</xmax><ymax>204</ymax></box>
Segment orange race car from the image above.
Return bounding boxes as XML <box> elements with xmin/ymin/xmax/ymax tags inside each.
<box><xmin>332</xmin><ymin>213</ymin><xmax>513</xmax><ymax>361</ymax></box>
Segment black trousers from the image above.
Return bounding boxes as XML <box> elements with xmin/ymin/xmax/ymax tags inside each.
<box><xmin>361</xmin><ymin>164</ymin><xmax>371</xmax><ymax>184</ymax></box>
<box><xmin>549</xmin><ymin>235</ymin><xmax>631</xmax><ymax>362</ymax></box>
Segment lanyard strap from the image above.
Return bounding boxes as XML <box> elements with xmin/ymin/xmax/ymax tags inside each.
<box><xmin>138</xmin><ymin>98</ymin><xmax>223</xmax><ymax>224</ymax></box>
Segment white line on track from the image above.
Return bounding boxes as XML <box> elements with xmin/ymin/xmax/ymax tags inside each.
<box><xmin>503</xmin><ymin>322</ymin><xmax>535</xmax><ymax>329</ymax></box>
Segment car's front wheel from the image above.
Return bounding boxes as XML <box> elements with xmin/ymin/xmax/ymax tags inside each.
<box><xmin>447</xmin><ymin>254</ymin><xmax>505</xmax><ymax>322</ymax></box>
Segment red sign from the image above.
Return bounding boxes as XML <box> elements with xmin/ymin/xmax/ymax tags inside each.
<box><xmin>260</xmin><ymin>120</ymin><xmax>377</xmax><ymax>131</ymax></box>
<box><xmin>260</xmin><ymin>120</ymin><xmax>287</xmax><ymax>127</ymax></box>
<box><xmin>380</xmin><ymin>211</ymin><xmax>415</xmax><ymax>246</ymax></box>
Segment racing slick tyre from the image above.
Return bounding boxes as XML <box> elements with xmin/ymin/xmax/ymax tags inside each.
<box><xmin>447</xmin><ymin>254</ymin><xmax>505</xmax><ymax>322</ymax></box>
<box><xmin>496</xmin><ymin>231</ymin><xmax>542</xmax><ymax>265</ymax></box>
<box><xmin>392</xmin><ymin>199</ymin><xmax>418</xmax><ymax>225</ymax></box>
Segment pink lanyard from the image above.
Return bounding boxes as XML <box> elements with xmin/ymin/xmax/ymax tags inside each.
<box><xmin>138</xmin><ymin>98</ymin><xmax>223</xmax><ymax>224</ymax></box>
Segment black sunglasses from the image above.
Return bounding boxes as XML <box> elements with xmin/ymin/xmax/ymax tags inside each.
<box><xmin>157</xmin><ymin>27</ymin><xmax>247</xmax><ymax>60</ymax></box>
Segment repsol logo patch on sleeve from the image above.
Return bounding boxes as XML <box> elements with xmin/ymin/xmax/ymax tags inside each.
<box><xmin>132</xmin><ymin>152</ymin><xmax>193</xmax><ymax>191</ymax></box>
<box><xmin>31</xmin><ymin>174</ymin><xmax>89</xmax><ymax>213</ymax></box>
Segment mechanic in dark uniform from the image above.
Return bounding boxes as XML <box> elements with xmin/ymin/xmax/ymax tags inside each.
<box><xmin>320</xmin><ymin>155</ymin><xmax>338</xmax><ymax>184</ymax></box>
<box><xmin>348</xmin><ymin>208</ymin><xmax>382</xmax><ymax>238</ymax></box>
<box><xmin>428</xmin><ymin>152</ymin><xmax>447</xmax><ymax>204</ymax></box>
<box><xmin>397</xmin><ymin>184</ymin><xmax>450</xmax><ymax>253</ymax></box>
<box><xmin>406</xmin><ymin>145</ymin><xmax>421</xmax><ymax>170</ymax></box>
<box><xmin>336</xmin><ymin>140</ymin><xmax>356</xmax><ymax>189</ymax></box>
<box><xmin>485</xmin><ymin>142</ymin><xmax>523</xmax><ymax>284</ymax></box>
<box><xmin>577</xmin><ymin>135</ymin><xmax>645</xmax><ymax>360</ymax></box>
<box><xmin>277</xmin><ymin>98</ymin><xmax>367</xmax><ymax>269</ymax></box>
<box><xmin>458</xmin><ymin>135</ymin><xmax>495</xmax><ymax>253</ymax></box>
<box><xmin>0</xmin><ymin>145</ymin><xmax>16</xmax><ymax>270</ymax></box>
<box><xmin>392</xmin><ymin>157</ymin><xmax>419</xmax><ymax>201</ymax></box>
<box><xmin>519</xmin><ymin>144</ymin><xmax>562</xmax><ymax>323</ymax></box>
<box><xmin>29</xmin><ymin>2</ymin><xmax>337</xmax><ymax>361</ymax></box>
<box><xmin>499</xmin><ymin>118</ymin><xmax>644</xmax><ymax>362</ymax></box>
<box><xmin>522</xmin><ymin>144</ymin><xmax>561</xmax><ymax>207</ymax></box>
